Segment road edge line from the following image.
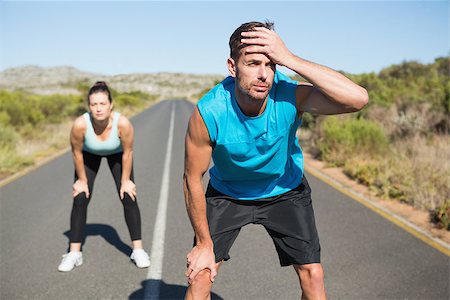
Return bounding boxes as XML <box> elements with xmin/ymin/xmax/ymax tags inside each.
<box><xmin>304</xmin><ymin>164</ymin><xmax>450</xmax><ymax>257</ymax></box>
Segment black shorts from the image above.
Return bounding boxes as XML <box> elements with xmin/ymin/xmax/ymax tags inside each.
<box><xmin>202</xmin><ymin>176</ymin><xmax>321</xmax><ymax>267</ymax></box>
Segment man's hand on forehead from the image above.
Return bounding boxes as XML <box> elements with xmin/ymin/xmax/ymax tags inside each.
<box><xmin>240</xmin><ymin>27</ymin><xmax>293</xmax><ymax>67</ymax></box>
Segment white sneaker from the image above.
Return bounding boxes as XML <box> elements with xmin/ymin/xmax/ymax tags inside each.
<box><xmin>58</xmin><ymin>251</ymin><xmax>83</xmax><ymax>272</ymax></box>
<box><xmin>130</xmin><ymin>249</ymin><xmax>150</xmax><ymax>268</ymax></box>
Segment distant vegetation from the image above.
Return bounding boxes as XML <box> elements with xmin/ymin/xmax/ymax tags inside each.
<box><xmin>296</xmin><ymin>56</ymin><xmax>450</xmax><ymax>230</ymax></box>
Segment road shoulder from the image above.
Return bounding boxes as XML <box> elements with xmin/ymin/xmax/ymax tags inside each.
<box><xmin>303</xmin><ymin>152</ymin><xmax>450</xmax><ymax>255</ymax></box>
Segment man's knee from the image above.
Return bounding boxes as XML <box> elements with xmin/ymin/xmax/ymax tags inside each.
<box><xmin>295</xmin><ymin>263</ymin><xmax>324</xmax><ymax>284</ymax></box>
<box><xmin>190</xmin><ymin>269</ymin><xmax>214</xmax><ymax>286</ymax></box>
<box><xmin>186</xmin><ymin>269</ymin><xmax>215</xmax><ymax>300</ymax></box>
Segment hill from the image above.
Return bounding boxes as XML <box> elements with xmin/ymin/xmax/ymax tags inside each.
<box><xmin>0</xmin><ymin>65</ymin><xmax>224</xmax><ymax>99</ymax></box>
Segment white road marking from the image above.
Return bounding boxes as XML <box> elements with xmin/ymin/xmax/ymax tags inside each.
<box><xmin>144</xmin><ymin>103</ymin><xmax>175</xmax><ymax>299</ymax></box>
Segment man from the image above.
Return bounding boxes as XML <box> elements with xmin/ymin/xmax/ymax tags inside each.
<box><xmin>183</xmin><ymin>21</ymin><xmax>368</xmax><ymax>299</ymax></box>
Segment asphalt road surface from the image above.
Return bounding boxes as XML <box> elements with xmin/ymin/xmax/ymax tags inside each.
<box><xmin>1</xmin><ymin>100</ymin><xmax>448</xmax><ymax>299</ymax></box>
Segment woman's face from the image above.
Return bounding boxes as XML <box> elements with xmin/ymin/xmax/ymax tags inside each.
<box><xmin>88</xmin><ymin>92</ymin><xmax>112</xmax><ymax>122</ymax></box>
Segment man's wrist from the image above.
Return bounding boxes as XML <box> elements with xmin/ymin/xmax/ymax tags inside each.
<box><xmin>196</xmin><ymin>238</ymin><xmax>213</xmax><ymax>248</ymax></box>
<box><xmin>282</xmin><ymin>52</ymin><xmax>301</xmax><ymax>70</ymax></box>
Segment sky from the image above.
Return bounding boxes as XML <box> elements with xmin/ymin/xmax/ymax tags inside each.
<box><xmin>0</xmin><ymin>1</ymin><xmax>448</xmax><ymax>76</ymax></box>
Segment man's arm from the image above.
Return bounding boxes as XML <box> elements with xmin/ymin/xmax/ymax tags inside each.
<box><xmin>241</xmin><ymin>27</ymin><xmax>369</xmax><ymax>115</ymax></box>
<box><xmin>118</xmin><ymin>116</ymin><xmax>136</xmax><ymax>201</ymax></box>
<box><xmin>184</xmin><ymin>107</ymin><xmax>217</xmax><ymax>283</ymax></box>
<box><xmin>70</xmin><ymin>116</ymin><xmax>90</xmax><ymax>198</ymax></box>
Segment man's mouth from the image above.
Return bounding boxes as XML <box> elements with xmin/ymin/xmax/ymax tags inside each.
<box><xmin>254</xmin><ymin>85</ymin><xmax>269</xmax><ymax>91</ymax></box>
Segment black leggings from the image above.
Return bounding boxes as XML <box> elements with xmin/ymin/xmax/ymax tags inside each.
<box><xmin>70</xmin><ymin>151</ymin><xmax>142</xmax><ymax>243</ymax></box>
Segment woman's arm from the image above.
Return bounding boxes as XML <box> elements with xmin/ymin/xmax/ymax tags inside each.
<box><xmin>118</xmin><ymin>115</ymin><xmax>136</xmax><ymax>200</ymax></box>
<box><xmin>70</xmin><ymin>116</ymin><xmax>89</xmax><ymax>198</ymax></box>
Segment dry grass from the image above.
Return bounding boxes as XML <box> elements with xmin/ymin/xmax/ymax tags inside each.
<box><xmin>299</xmin><ymin>126</ymin><xmax>450</xmax><ymax>227</ymax></box>
<box><xmin>392</xmin><ymin>135</ymin><xmax>450</xmax><ymax>210</ymax></box>
<box><xmin>17</xmin><ymin>121</ymin><xmax>72</xmax><ymax>157</ymax></box>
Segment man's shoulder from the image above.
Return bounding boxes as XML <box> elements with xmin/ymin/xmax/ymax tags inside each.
<box><xmin>196</xmin><ymin>76</ymin><xmax>233</xmax><ymax>142</ymax></box>
<box><xmin>271</xmin><ymin>70</ymin><xmax>299</xmax><ymax>103</ymax></box>
<box><xmin>198</xmin><ymin>76</ymin><xmax>234</xmax><ymax>106</ymax></box>
<box><xmin>273</xmin><ymin>70</ymin><xmax>298</xmax><ymax>86</ymax></box>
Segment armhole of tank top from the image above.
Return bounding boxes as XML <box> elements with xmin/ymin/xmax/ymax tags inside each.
<box><xmin>83</xmin><ymin>113</ymin><xmax>92</xmax><ymax>136</ymax></box>
<box><xmin>113</xmin><ymin>112</ymin><xmax>121</xmax><ymax>138</ymax></box>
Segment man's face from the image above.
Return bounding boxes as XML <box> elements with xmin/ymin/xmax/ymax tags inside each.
<box><xmin>229</xmin><ymin>51</ymin><xmax>276</xmax><ymax>101</ymax></box>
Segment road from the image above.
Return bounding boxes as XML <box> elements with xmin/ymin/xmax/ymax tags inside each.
<box><xmin>1</xmin><ymin>100</ymin><xmax>448</xmax><ymax>299</ymax></box>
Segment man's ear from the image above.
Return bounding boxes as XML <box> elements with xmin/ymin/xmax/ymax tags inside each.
<box><xmin>227</xmin><ymin>58</ymin><xmax>236</xmax><ymax>77</ymax></box>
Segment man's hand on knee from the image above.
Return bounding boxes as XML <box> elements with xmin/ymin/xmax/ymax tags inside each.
<box><xmin>185</xmin><ymin>244</ymin><xmax>218</xmax><ymax>284</ymax></box>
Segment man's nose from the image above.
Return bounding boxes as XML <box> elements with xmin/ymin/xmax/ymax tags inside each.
<box><xmin>257</xmin><ymin>65</ymin><xmax>267</xmax><ymax>81</ymax></box>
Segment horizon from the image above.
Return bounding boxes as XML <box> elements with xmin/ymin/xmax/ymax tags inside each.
<box><xmin>1</xmin><ymin>53</ymin><xmax>448</xmax><ymax>78</ymax></box>
<box><xmin>1</xmin><ymin>1</ymin><xmax>448</xmax><ymax>76</ymax></box>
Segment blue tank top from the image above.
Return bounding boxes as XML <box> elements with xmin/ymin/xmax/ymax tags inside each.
<box><xmin>82</xmin><ymin>112</ymin><xmax>123</xmax><ymax>156</ymax></box>
<box><xmin>197</xmin><ymin>71</ymin><xmax>304</xmax><ymax>200</ymax></box>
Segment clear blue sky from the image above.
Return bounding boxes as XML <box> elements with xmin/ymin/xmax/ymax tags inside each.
<box><xmin>1</xmin><ymin>1</ymin><xmax>448</xmax><ymax>76</ymax></box>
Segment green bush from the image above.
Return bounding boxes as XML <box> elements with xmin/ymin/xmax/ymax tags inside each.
<box><xmin>50</xmin><ymin>94</ymin><xmax>83</xmax><ymax>119</ymax></box>
<box><xmin>0</xmin><ymin>90</ymin><xmax>42</xmax><ymax>126</ymax></box>
<box><xmin>317</xmin><ymin>116</ymin><xmax>389</xmax><ymax>166</ymax></box>
<box><xmin>115</xmin><ymin>94</ymin><xmax>142</xmax><ymax>107</ymax></box>
<box><xmin>0</xmin><ymin>124</ymin><xmax>18</xmax><ymax>149</ymax></box>
<box><xmin>432</xmin><ymin>200</ymin><xmax>450</xmax><ymax>230</ymax></box>
<box><xmin>343</xmin><ymin>160</ymin><xmax>381</xmax><ymax>186</ymax></box>
<box><xmin>0</xmin><ymin>90</ymin><xmax>86</xmax><ymax>127</ymax></box>
<box><xmin>0</xmin><ymin>111</ymin><xmax>11</xmax><ymax>126</ymax></box>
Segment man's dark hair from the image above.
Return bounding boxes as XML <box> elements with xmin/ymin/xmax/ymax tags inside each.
<box><xmin>229</xmin><ymin>21</ymin><xmax>274</xmax><ymax>61</ymax></box>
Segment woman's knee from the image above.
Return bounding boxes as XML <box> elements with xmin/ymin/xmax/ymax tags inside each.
<box><xmin>121</xmin><ymin>194</ymin><xmax>139</xmax><ymax>206</ymax></box>
<box><xmin>73</xmin><ymin>193</ymin><xmax>89</xmax><ymax>207</ymax></box>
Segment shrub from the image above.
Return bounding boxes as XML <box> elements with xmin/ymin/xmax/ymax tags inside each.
<box><xmin>0</xmin><ymin>111</ymin><xmax>10</xmax><ymax>126</ymax></box>
<box><xmin>432</xmin><ymin>200</ymin><xmax>450</xmax><ymax>230</ymax></box>
<box><xmin>0</xmin><ymin>124</ymin><xmax>18</xmax><ymax>149</ymax></box>
<box><xmin>0</xmin><ymin>90</ymin><xmax>37</xmax><ymax>126</ymax></box>
<box><xmin>343</xmin><ymin>159</ymin><xmax>381</xmax><ymax>187</ymax></box>
<box><xmin>115</xmin><ymin>94</ymin><xmax>142</xmax><ymax>107</ymax></box>
<box><xmin>316</xmin><ymin>116</ymin><xmax>389</xmax><ymax>166</ymax></box>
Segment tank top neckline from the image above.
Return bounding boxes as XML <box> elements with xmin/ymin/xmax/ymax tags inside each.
<box><xmin>230</xmin><ymin>87</ymin><xmax>272</xmax><ymax>120</ymax></box>
<box><xmin>87</xmin><ymin>112</ymin><xmax>119</xmax><ymax>142</ymax></box>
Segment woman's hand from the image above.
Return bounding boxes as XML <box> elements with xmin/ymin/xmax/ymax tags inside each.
<box><xmin>120</xmin><ymin>179</ymin><xmax>137</xmax><ymax>201</ymax></box>
<box><xmin>73</xmin><ymin>179</ymin><xmax>89</xmax><ymax>198</ymax></box>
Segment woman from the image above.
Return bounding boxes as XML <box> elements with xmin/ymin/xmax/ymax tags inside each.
<box><xmin>58</xmin><ymin>81</ymin><xmax>150</xmax><ymax>272</ymax></box>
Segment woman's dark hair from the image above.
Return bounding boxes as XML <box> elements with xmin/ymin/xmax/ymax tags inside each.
<box><xmin>87</xmin><ymin>81</ymin><xmax>112</xmax><ymax>103</ymax></box>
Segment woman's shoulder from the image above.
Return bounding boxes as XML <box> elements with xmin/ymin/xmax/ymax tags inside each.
<box><xmin>72</xmin><ymin>114</ymin><xmax>88</xmax><ymax>131</ymax></box>
<box><xmin>70</xmin><ymin>114</ymin><xmax>88</xmax><ymax>140</ymax></box>
<box><xmin>117</xmin><ymin>112</ymin><xmax>133</xmax><ymax>130</ymax></box>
